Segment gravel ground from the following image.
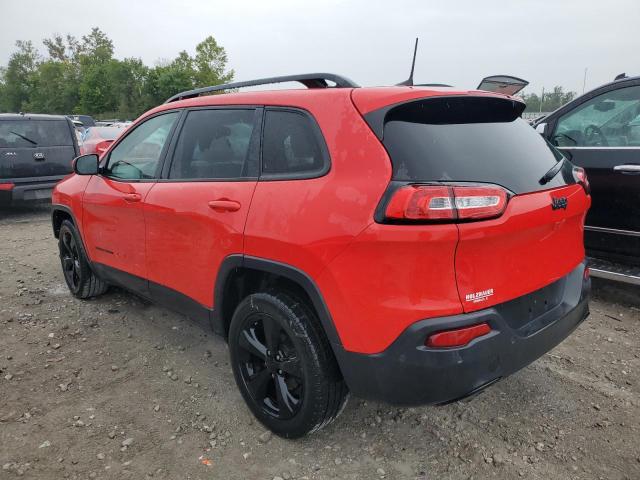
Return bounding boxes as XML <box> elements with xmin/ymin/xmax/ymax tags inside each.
<box><xmin>1</xmin><ymin>205</ymin><xmax>639</xmax><ymax>480</ymax></box>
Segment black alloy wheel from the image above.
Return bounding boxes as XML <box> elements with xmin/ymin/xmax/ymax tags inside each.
<box><xmin>236</xmin><ymin>311</ymin><xmax>304</xmax><ymax>420</ymax></box>
<box><xmin>229</xmin><ymin>292</ymin><xmax>349</xmax><ymax>438</ymax></box>
<box><xmin>57</xmin><ymin>220</ymin><xmax>108</xmax><ymax>299</ymax></box>
<box><xmin>60</xmin><ymin>228</ymin><xmax>81</xmax><ymax>292</ymax></box>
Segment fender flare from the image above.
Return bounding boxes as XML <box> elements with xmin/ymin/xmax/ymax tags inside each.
<box><xmin>51</xmin><ymin>204</ymin><xmax>80</xmax><ymax>238</ymax></box>
<box><xmin>212</xmin><ymin>255</ymin><xmax>344</xmax><ymax>350</ymax></box>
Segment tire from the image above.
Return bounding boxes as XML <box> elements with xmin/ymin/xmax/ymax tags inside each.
<box><xmin>228</xmin><ymin>291</ymin><xmax>349</xmax><ymax>438</ymax></box>
<box><xmin>58</xmin><ymin>220</ymin><xmax>108</xmax><ymax>299</ymax></box>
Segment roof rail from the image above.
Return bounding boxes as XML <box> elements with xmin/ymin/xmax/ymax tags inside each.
<box><xmin>164</xmin><ymin>73</ymin><xmax>359</xmax><ymax>103</ymax></box>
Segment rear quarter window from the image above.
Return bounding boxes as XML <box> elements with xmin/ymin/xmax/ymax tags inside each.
<box><xmin>261</xmin><ymin>109</ymin><xmax>328</xmax><ymax>178</ymax></box>
<box><xmin>374</xmin><ymin>96</ymin><xmax>572</xmax><ymax>194</ymax></box>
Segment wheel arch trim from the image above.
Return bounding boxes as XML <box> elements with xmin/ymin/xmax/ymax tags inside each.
<box><xmin>51</xmin><ymin>204</ymin><xmax>79</xmax><ymax>238</ymax></box>
<box><xmin>212</xmin><ymin>255</ymin><xmax>344</xmax><ymax>350</ymax></box>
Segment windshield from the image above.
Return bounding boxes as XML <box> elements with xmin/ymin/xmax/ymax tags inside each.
<box><xmin>0</xmin><ymin>119</ymin><xmax>73</xmax><ymax>148</ymax></box>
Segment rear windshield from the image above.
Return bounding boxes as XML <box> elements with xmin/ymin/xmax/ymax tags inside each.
<box><xmin>378</xmin><ymin>96</ymin><xmax>572</xmax><ymax>194</ymax></box>
<box><xmin>0</xmin><ymin>120</ymin><xmax>73</xmax><ymax>148</ymax></box>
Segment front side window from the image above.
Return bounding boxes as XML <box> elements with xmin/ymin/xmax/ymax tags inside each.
<box><xmin>169</xmin><ymin>109</ymin><xmax>256</xmax><ymax>179</ymax></box>
<box><xmin>553</xmin><ymin>85</ymin><xmax>640</xmax><ymax>147</ymax></box>
<box><xmin>261</xmin><ymin>110</ymin><xmax>327</xmax><ymax>176</ymax></box>
<box><xmin>104</xmin><ymin>112</ymin><xmax>179</xmax><ymax>180</ymax></box>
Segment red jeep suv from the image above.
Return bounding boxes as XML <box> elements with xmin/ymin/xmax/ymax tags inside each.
<box><xmin>51</xmin><ymin>73</ymin><xmax>591</xmax><ymax>438</ymax></box>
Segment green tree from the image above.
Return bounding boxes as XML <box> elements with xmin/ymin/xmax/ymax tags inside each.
<box><xmin>194</xmin><ymin>36</ymin><xmax>234</xmax><ymax>86</ymax></box>
<box><xmin>2</xmin><ymin>40</ymin><xmax>40</xmax><ymax>112</ymax></box>
<box><xmin>0</xmin><ymin>29</ymin><xmax>233</xmax><ymax>119</ymax></box>
<box><xmin>80</xmin><ymin>27</ymin><xmax>114</xmax><ymax>63</ymax></box>
<box><xmin>521</xmin><ymin>86</ymin><xmax>577</xmax><ymax>112</ymax></box>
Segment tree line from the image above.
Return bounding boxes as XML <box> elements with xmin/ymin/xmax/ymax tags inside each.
<box><xmin>520</xmin><ymin>86</ymin><xmax>577</xmax><ymax>113</ymax></box>
<box><xmin>0</xmin><ymin>28</ymin><xmax>233</xmax><ymax>120</ymax></box>
<box><xmin>0</xmin><ymin>27</ymin><xmax>577</xmax><ymax>119</ymax></box>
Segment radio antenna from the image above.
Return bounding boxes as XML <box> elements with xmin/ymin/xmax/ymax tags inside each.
<box><xmin>397</xmin><ymin>38</ymin><xmax>419</xmax><ymax>86</ymax></box>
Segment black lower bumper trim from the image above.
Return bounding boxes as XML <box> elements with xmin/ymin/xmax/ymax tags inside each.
<box><xmin>335</xmin><ymin>261</ymin><xmax>591</xmax><ymax>405</ymax></box>
<box><xmin>0</xmin><ymin>179</ymin><xmax>62</xmax><ymax>205</ymax></box>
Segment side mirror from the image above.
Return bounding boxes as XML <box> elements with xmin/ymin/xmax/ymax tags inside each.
<box><xmin>73</xmin><ymin>154</ymin><xmax>99</xmax><ymax>175</ymax></box>
<box><xmin>535</xmin><ymin>122</ymin><xmax>547</xmax><ymax>135</ymax></box>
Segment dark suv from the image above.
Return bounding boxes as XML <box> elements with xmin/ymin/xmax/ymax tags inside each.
<box><xmin>52</xmin><ymin>73</ymin><xmax>591</xmax><ymax>437</ymax></box>
<box><xmin>534</xmin><ymin>75</ymin><xmax>640</xmax><ymax>284</ymax></box>
<box><xmin>0</xmin><ymin>113</ymin><xmax>78</xmax><ymax>206</ymax></box>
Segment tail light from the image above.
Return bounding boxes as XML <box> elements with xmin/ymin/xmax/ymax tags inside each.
<box><xmin>0</xmin><ymin>182</ymin><xmax>15</xmax><ymax>191</ymax></box>
<box><xmin>382</xmin><ymin>184</ymin><xmax>509</xmax><ymax>223</ymax></box>
<box><xmin>573</xmin><ymin>167</ymin><xmax>590</xmax><ymax>194</ymax></box>
<box><xmin>96</xmin><ymin>140</ymin><xmax>113</xmax><ymax>155</ymax></box>
<box><xmin>426</xmin><ymin>322</ymin><xmax>492</xmax><ymax>348</ymax></box>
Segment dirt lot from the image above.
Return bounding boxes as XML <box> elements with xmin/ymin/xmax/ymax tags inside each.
<box><xmin>1</xmin><ymin>205</ymin><xmax>638</xmax><ymax>480</ymax></box>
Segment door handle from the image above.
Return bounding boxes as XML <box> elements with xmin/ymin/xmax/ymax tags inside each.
<box><xmin>123</xmin><ymin>193</ymin><xmax>142</xmax><ymax>202</ymax></box>
<box><xmin>208</xmin><ymin>199</ymin><xmax>241</xmax><ymax>212</ymax></box>
<box><xmin>613</xmin><ymin>164</ymin><xmax>640</xmax><ymax>174</ymax></box>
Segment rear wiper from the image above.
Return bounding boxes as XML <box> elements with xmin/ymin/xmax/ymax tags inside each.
<box><xmin>539</xmin><ymin>157</ymin><xmax>566</xmax><ymax>185</ymax></box>
<box><xmin>10</xmin><ymin>131</ymin><xmax>38</xmax><ymax>146</ymax></box>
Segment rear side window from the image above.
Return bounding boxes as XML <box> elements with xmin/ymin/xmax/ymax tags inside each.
<box><xmin>376</xmin><ymin>96</ymin><xmax>571</xmax><ymax>194</ymax></box>
<box><xmin>261</xmin><ymin>110</ymin><xmax>327</xmax><ymax>177</ymax></box>
<box><xmin>0</xmin><ymin>120</ymin><xmax>72</xmax><ymax>148</ymax></box>
<box><xmin>169</xmin><ymin>109</ymin><xmax>257</xmax><ymax>179</ymax></box>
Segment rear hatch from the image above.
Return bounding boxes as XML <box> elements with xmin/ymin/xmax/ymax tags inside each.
<box><xmin>0</xmin><ymin>117</ymin><xmax>77</xmax><ymax>180</ymax></box>
<box><xmin>361</xmin><ymin>94</ymin><xmax>590</xmax><ymax>312</ymax></box>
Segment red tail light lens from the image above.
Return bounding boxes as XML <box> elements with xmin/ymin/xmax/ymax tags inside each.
<box><xmin>0</xmin><ymin>182</ymin><xmax>15</xmax><ymax>191</ymax></box>
<box><xmin>426</xmin><ymin>322</ymin><xmax>492</xmax><ymax>348</ymax></box>
<box><xmin>384</xmin><ymin>184</ymin><xmax>508</xmax><ymax>222</ymax></box>
<box><xmin>573</xmin><ymin>166</ymin><xmax>590</xmax><ymax>194</ymax></box>
<box><xmin>385</xmin><ymin>185</ymin><xmax>454</xmax><ymax>220</ymax></box>
<box><xmin>96</xmin><ymin>140</ymin><xmax>113</xmax><ymax>155</ymax></box>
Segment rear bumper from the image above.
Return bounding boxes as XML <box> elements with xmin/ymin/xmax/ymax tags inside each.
<box><xmin>0</xmin><ymin>178</ymin><xmax>63</xmax><ymax>205</ymax></box>
<box><xmin>335</xmin><ymin>261</ymin><xmax>590</xmax><ymax>405</ymax></box>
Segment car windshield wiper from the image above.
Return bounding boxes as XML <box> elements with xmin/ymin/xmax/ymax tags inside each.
<box><xmin>539</xmin><ymin>157</ymin><xmax>566</xmax><ymax>185</ymax></box>
<box><xmin>9</xmin><ymin>131</ymin><xmax>38</xmax><ymax>146</ymax></box>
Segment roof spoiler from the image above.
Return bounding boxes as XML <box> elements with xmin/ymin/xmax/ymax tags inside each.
<box><xmin>477</xmin><ymin>75</ymin><xmax>529</xmax><ymax>95</ymax></box>
<box><xmin>165</xmin><ymin>73</ymin><xmax>359</xmax><ymax>103</ymax></box>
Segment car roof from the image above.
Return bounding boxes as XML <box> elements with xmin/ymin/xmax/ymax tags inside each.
<box><xmin>0</xmin><ymin>113</ymin><xmax>71</xmax><ymax>121</ymax></box>
<box><xmin>142</xmin><ymin>85</ymin><xmax>517</xmax><ymax>121</ymax></box>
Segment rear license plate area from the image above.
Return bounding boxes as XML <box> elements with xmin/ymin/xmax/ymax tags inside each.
<box><xmin>498</xmin><ymin>276</ymin><xmax>565</xmax><ymax>334</ymax></box>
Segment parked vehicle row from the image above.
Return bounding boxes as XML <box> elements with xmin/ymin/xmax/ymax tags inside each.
<box><xmin>0</xmin><ymin>113</ymin><xmax>78</xmax><ymax>206</ymax></box>
<box><xmin>534</xmin><ymin>74</ymin><xmax>640</xmax><ymax>284</ymax></box>
<box><xmin>52</xmin><ymin>73</ymin><xmax>591</xmax><ymax>437</ymax></box>
<box><xmin>79</xmin><ymin>125</ymin><xmax>128</xmax><ymax>156</ymax></box>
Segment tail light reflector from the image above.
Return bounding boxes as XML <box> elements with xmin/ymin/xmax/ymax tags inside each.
<box><xmin>384</xmin><ymin>185</ymin><xmax>508</xmax><ymax>222</ymax></box>
<box><xmin>96</xmin><ymin>140</ymin><xmax>113</xmax><ymax>155</ymax></box>
<box><xmin>573</xmin><ymin>166</ymin><xmax>590</xmax><ymax>194</ymax></box>
<box><xmin>0</xmin><ymin>182</ymin><xmax>15</xmax><ymax>191</ymax></box>
<box><xmin>426</xmin><ymin>322</ymin><xmax>492</xmax><ymax>348</ymax></box>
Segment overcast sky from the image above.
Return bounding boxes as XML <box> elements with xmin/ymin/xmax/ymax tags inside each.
<box><xmin>1</xmin><ymin>0</ymin><xmax>638</xmax><ymax>96</ymax></box>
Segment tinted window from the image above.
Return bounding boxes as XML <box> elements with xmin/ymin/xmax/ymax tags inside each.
<box><xmin>262</xmin><ymin>110</ymin><xmax>326</xmax><ymax>176</ymax></box>
<box><xmin>105</xmin><ymin>112</ymin><xmax>178</xmax><ymax>180</ymax></box>
<box><xmin>553</xmin><ymin>85</ymin><xmax>640</xmax><ymax>147</ymax></box>
<box><xmin>84</xmin><ymin>126</ymin><xmax>124</xmax><ymax>141</ymax></box>
<box><xmin>379</xmin><ymin>96</ymin><xmax>571</xmax><ymax>194</ymax></box>
<box><xmin>0</xmin><ymin>120</ymin><xmax>73</xmax><ymax>148</ymax></box>
<box><xmin>169</xmin><ymin>109</ymin><xmax>256</xmax><ymax>179</ymax></box>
